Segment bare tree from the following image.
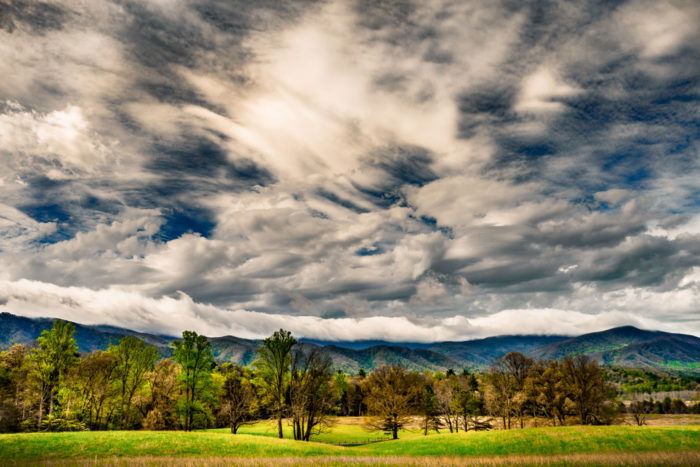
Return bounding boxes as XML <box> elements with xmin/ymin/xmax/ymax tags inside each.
<box><xmin>434</xmin><ymin>377</ymin><xmax>458</xmax><ymax>432</ymax></box>
<box><xmin>487</xmin><ymin>362</ymin><xmax>516</xmax><ymax>429</ymax></box>
<box><xmin>289</xmin><ymin>346</ymin><xmax>335</xmax><ymax>441</ymax></box>
<box><xmin>218</xmin><ymin>364</ymin><xmax>256</xmax><ymax>434</ymax></box>
<box><xmin>561</xmin><ymin>355</ymin><xmax>618</xmax><ymax>425</ymax></box>
<box><xmin>504</xmin><ymin>352</ymin><xmax>533</xmax><ymax>428</ymax></box>
<box><xmin>487</xmin><ymin>352</ymin><xmax>533</xmax><ymax>429</ymax></box>
<box><xmin>628</xmin><ymin>399</ymin><xmax>650</xmax><ymax>426</ymax></box>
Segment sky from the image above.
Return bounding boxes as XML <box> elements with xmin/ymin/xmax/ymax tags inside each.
<box><xmin>0</xmin><ymin>0</ymin><xmax>699</xmax><ymax>341</ymax></box>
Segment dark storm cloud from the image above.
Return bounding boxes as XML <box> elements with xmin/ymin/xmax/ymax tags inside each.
<box><xmin>533</xmin><ymin>213</ymin><xmax>648</xmax><ymax>248</ymax></box>
<box><xmin>0</xmin><ymin>0</ymin><xmax>69</xmax><ymax>33</ymax></box>
<box><xmin>316</xmin><ymin>189</ymin><xmax>371</xmax><ymax>214</ymax></box>
<box><xmin>370</xmin><ymin>145</ymin><xmax>438</xmax><ymax>188</ymax></box>
<box><xmin>457</xmin><ymin>85</ymin><xmax>516</xmax><ymax>137</ymax></box>
<box><xmin>146</xmin><ymin>136</ymin><xmax>274</xmax><ymax>186</ymax></box>
<box><xmin>574</xmin><ymin>235</ymin><xmax>700</xmax><ymax>287</ymax></box>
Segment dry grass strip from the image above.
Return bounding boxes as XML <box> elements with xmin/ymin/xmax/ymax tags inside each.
<box><xmin>24</xmin><ymin>450</ymin><xmax>700</xmax><ymax>466</ymax></box>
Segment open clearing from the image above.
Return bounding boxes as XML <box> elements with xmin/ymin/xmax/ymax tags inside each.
<box><xmin>1</xmin><ymin>421</ymin><xmax>698</xmax><ymax>465</ymax></box>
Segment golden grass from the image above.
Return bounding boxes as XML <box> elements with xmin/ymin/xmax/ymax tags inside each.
<box><xmin>627</xmin><ymin>414</ymin><xmax>700</xmax><ymax>426</ymax></box>
<box><xmin>476</xmin><ymin>414</ymin><xmax>700</xmax><ymax>429</ymax></box>
<box><xmin>30</xmin><ymin>450</ymin><xmax>700</xmax><ymax>466</ymax></box>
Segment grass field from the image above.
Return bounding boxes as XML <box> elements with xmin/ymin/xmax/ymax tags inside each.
<box><xmin>1</xmin><ymin>420</ymin><xmax>699</xmax><ymax>465</ymax></box>
<box><xmin>202</xmin><ymin>418</ymin><xmax>412</xmax><ymax>444</ymax></box>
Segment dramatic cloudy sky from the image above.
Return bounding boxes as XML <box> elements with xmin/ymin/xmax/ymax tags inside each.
<box><xmin>0</xmin><ymin>0</ymin><xmax>699</xmax><ymax>341</ymax></box>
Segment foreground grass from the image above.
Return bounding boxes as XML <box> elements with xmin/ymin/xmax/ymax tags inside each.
<box><xmin>34</xmin><ymin>451</ymin><xmax>700</xmax><ymax>466</ymax></box>
<box><xmin>0</xmin><ymin>431</ymin><xmax>343</xmax><ymax>461</ymax></box>
<box><xmin>362</xmin><ymin>425</ymin><xmax>700</xmax><ymax>457</ymax></box>
<box><xmin>1</xmin><ymin>424</ymin><xmax>698</xmax><ymax>463</ymax></box>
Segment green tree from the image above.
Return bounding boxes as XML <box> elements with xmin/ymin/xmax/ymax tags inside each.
<box><xmin>331</xmin><ymin>371</ymin><xmax>349</xmax><ymax>415</ymax></box>
<box><xmin>343</xmin><ymin>373</ymin><xmax>366</xmax><ymax>416</ymax></box>
<box><xmin>254</xmin><ymin>329</ymin><xmax>296</xmax><ymax>438</ymax></box>
<box><xmin>69</xmin><ymin>350</ymin><xmax>118</xmax><ymax>430</ymax></box>
<box><xmin>454</xmin><ymin>372</ymin><xmax>484</xmax><ymax>431</ymax></box>
<box><xmin>418</xmin><ymin>374</ymin><xmax>442</xmax><ymax>435</ymax></box>
<box><xmin>173</xmin><ymin>331</ymin><xmax>216</xmax><ymax>431</ymax></box>
<box><xmin>142</xmin><ymin>359</ymin><xmax>180</xmax><ymax>430</ymax></box>
<box><xmin>362</xmin><ymin>365</ymin><xmax>422</xmax><ymax>439</ymax></box>
<box><xmin>525</xmin><ymin>360</ymin><xmax>568</xmax><ymax>426</ymax></box>
<box><xmin>0</xmin><ymin>344</ymin><xmax>31</xmax><ymax>432</ymax></box>
<box><xmin>108</xmin><ymin>336</ymin><xmax>159</xmax><ymax>429</ymax></box>
<box><xmin>30</xmin><ymin>320</ymin><xmax>78</xmax><ymax>429</ymax></box>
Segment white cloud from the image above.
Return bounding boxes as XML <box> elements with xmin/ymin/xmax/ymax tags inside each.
<box><xmin>0</xmin><ymin>204</ymin><xmax>57</xmax><ymax>253</ymax></box>
<box><xmin>514</xmin><ymin>68</ymin><xmax>581</xmax><ymax>115</ymax></box>
<box><xmin>1</xmin><ymin>279</ymin><xmax>697</xmax><ymax>341</ymax></box>
<box><xmin>620</xmin><ymin>0</ymin><xmax>699</xmax><ymax>60</ymax></box>
<box><xmin>0</xmin><ymin>103</ymin><xmax>111</xmax><ymax>175</ymax></box>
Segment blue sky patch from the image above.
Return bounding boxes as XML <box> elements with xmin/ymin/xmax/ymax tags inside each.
<box><xmin>154</xmin><ymin>207</ymin><xmax>216</xmax><ymax>241</ymax></box>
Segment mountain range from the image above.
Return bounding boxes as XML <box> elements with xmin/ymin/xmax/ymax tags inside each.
<box><xmin>1</xmin><ymin>312</ymin><xmax>698</xmax><ymax>375</ymax></box>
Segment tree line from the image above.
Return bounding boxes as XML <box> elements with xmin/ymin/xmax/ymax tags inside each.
<box><xmin>2</xmin><ymin>321</ymin><xmax>696</xmax><ymax>436</ymax></box>
<box><xmin>606</xmin><ymin>367</ymin><xmax>699</xmax><ymax>394</ymax></box>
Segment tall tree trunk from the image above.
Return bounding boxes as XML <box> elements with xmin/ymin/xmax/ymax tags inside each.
<box><xmin>304</xmin><ymin>418</ymin><xmax>314</xmax><ymax>441</ymax></box>
<box><xmin>277</xmin><ymin>414</ymin><xmax>283</xmax><ymax>438</ymax></box>
<box><xmin>120</xmin><ymin>381</ymin><xmax>127</xmax><ymax>429</ymax></box>
<box><xmin>48</xmin><ymin>386</ymin><xmax>55</xmax><ymax>418</ymax></box>
<box><xmin>186</xmin><ymin>386</ymin><xmax>193</xmax><ymax>431</ymax></box>
<box><xmin>293</xmin><ymin>419</ymin><xmax>300</xmax><ymax>440</ymax></box>
<box><xmin>37</xmin><ymin>392</ymin><xmax>45</xmax><ymax>430</ymax></box>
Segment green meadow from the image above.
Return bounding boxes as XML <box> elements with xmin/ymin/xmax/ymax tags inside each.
<box><xmin>1</xmin><ymin>420</ymin><xmax>699</xmax><ymax>464</ymax></box>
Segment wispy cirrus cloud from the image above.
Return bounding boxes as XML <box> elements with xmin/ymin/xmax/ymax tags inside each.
<box><xmin>0</xmin><ymin>0</ymin><xmax>699</xmax><ymax>339</ymax></box>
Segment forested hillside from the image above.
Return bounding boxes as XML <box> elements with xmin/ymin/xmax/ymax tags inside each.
<box><xmin>1</xmin><ymin>313</ymin><xmax>699</xmax><ymax>375</ymax></box>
